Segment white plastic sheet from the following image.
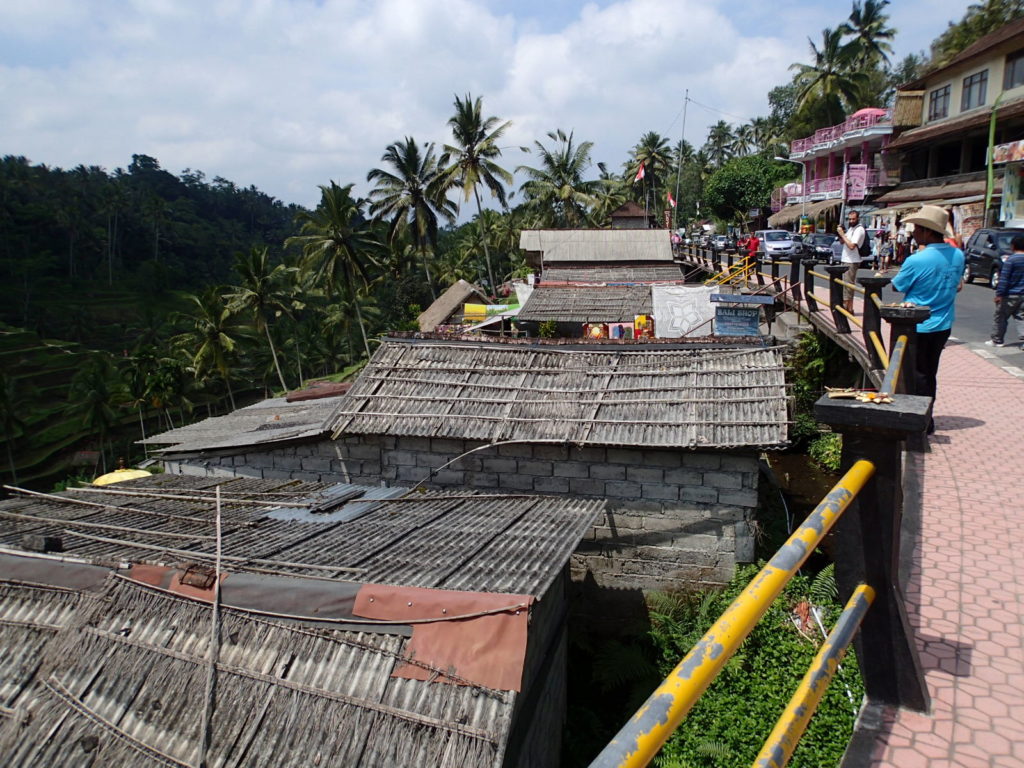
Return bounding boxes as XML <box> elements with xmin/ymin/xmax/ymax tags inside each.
<box><xmin>651</xmin><ymin>284</ymin><xmax>716</xmax><ymax>338</ymax></box>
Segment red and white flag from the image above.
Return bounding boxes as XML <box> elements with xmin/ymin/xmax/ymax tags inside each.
<box><xmin>633</xmin><ymin>163</ymin><xmax>645</xmax><ymax>183</ymax></box>
<box><xmin>667</xmin><ymin>191</ymin><xmax>676</xmax><ymax>208</ymax></box>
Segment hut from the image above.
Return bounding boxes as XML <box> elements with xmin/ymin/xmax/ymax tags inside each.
<box><xmin>417</xmin><ymin>279</ymin><xmax>490</xmax><ymax>333</ymax></box>
<box><xmin>0</xmin><ymin>474</ymin><xmax>600</xmax><ymax>767</ymax></box>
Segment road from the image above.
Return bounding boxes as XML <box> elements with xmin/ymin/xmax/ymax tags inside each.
<box><xmin>870</xmin><ymin>267</ymin><xmax>1024</xmax><ymax>371</ymax></box>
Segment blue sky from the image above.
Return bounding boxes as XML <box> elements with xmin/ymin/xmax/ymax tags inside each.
<box><xmin>0</xmin><ymin>0</ymin><xmax>969</xmax><ymax>209</ymax></box>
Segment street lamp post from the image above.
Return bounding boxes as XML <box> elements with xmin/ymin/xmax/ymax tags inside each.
<box><xmin>774</xmin><ymin>155</ymin><xmax>807</xmax><ymax>230</ymax></box>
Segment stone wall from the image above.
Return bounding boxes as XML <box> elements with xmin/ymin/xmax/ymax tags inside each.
<box><xmin>162</xmin><ymin>434</ymin><xmax>760</xmax><ymax>593</ymax></box>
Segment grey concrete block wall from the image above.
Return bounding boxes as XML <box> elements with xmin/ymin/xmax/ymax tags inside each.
<box><xmin>160</xmin><ymin>434</ymin><xmax>761</xmax><ymax>593</ymax></box>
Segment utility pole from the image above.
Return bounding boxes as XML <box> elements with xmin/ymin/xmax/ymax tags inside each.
<box><xmin>673</xmin><ymin>89</ymin><xmax>689</xmax><ymax>232</ymax></box>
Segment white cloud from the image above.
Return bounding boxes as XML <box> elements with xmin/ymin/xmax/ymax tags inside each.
<box><xmin>0</xmin><ymin>0</ymin><xmax>979</xmax><ymax>208</ymax></box>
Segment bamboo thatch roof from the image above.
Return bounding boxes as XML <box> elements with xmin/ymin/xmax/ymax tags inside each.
<box><xmin>0</xmin><ymin>475</ymin><xmax>599</xmax><ymax>595</ymax></box>
<box><xmin>519</xmin><ymin>229</ymin><xmax>673</xmax><ymax>263</ymax></box>
<box><xmin>417</xmin><ymin>279</ymin><xmax>489</xmax><ymax>332</ymax></box>
<box><xmin>517</xmin><ymin>285</ymin><xmax>653</xmax><ymax>323</ymax></box>
<box><xmin>329</xmin><ymin>340</ymin><xmax>789</xmax><ymax>449</ymax></box>
<box><xmin>0</xmin><ymin>574</ymin><xmax>515</xmax><ymax>767</ymax></box>
<box><xmin>140</xmin><ymin>394</ymin><xmax>345</xmax><ymax>452</ymax></box>
<box><xmin>541</xmin><ymin>265</ymin><xmax>684</xmax><ymax>283</ymax></box>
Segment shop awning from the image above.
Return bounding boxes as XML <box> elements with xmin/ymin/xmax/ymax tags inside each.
<box><xmin>767</xmin><ymin>204</ymin><xmax>804</xmax><ymax>227</ymax></box>
<box><xmin>873</xmin><ymin>177</ymin><xmax>999</xmax><ymax>206</ymax></box>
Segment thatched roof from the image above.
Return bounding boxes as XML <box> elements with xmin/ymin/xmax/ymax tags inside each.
<box><xmin>0</xmin><ymin>475</ymin><xmax>601</xmax><ymax>767</ymax></box>
<box><xmin>541</xmin><ymin>265</ymin><xmax>683</xmax><ymax>283</ymax></box>
<box><xmin>329</xmin><ymin>340</ymin><xmax>789</xmax><ymax>449</ymax></box>
<box><xmin>519</xmin><ymin>229</ymin><xmax>673</xmax><ymax>263</ymax></box>
<box><xmin>517</xmin><ymin>285</ymin><xmax>652</xmax><ymax>323</ymax></box>
<box><xmin>417</xmin><ymin>280</ymin><xmax>489</xmax><ymax>332</ymax></box>
<box><xmin>140</xmin><ymin>394</ymin><xmax>345</xmax><ymax>453</ymax></box>
<box><xmin>0</xmin><ymin>475</ymin><xmax>598</xmax><ymax>594</ymax></box>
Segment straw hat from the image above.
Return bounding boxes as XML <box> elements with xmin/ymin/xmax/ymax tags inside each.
<box><xmin>902</xmin><ymin>205</ymin><xmax>948</xmax><ymax>235</ymax></box>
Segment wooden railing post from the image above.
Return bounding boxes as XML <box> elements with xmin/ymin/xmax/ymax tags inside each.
<box><xmin>814</xmin><ymin>394</ymin><xmax>931</xmax><ymax>713</ymax></box>
<box><xmin>789</xmin><ymin>259</ymin><xmax>803</xmax><ymax>306</ymax></box>
<box><xmin>878</xmin><ymin>306</ymin><xmax>930</xmax><ymax>395</ymax></box>
<box><xmin>754</xmin><ymin>251</ymin><xmax>765</xmax><ymax>287</ymax></box>
<box><xmin>725</xmin><ymin>249</ymin><xmax>734</xmax><ymax>272</ymax></box>
<box><xmin>802</xmin><ymin>259</ymin><xmax>819</xmax><ymax>312</ymax></box>
<box><xmin>860</xmin><ymin>276</ymin><xmax>891</xmax><ymax>371</ymax></box>
<box><xmin>825</xmin><ymin>264</ymin><xmax>851</xmax><ymax>334</ymax></box>
<box><xmin>770</xmin><ymin>258</ymin><xmax>780</xmax><ymax>285</ymax></box>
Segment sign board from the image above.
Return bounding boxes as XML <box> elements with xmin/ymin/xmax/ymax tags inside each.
<box><xmin>846</xmin><ymin>164</ymin><xmax>868</xmax><ymax>201</ymax></box>
<box><xmin>1002</xmin><ymin>162</ymin><xmax>1024</xmax><ymax>227</ymax></box>
<box><xmin>710</xmin><ymin>294</ymin><xmax>774</xmax><ymax>305</ymax></box>
<box><xmin>714</xmin><ymin>306</ymin><xmax>761</xmax><ymax>336</ymax></box>
<box><xmin>994</xmin><ymin>139</ymin><xmax>1024</xmax><ymax>164</ymax></box>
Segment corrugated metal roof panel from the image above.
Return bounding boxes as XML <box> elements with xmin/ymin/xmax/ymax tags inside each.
<box><xmin>518</xmin><ymin>229</ymin><xmax>673</xmax><ymax>262</ymax></box>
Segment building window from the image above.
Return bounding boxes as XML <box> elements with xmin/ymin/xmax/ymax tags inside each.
<box><xmin>961</xmin><ymin>70</ymin><xmax>988</xmax><ymax>111</ymax></box>
<box><xmin>928</xmin><ymin>85</ymin><xmax>950</xmax><ymax>120</ymax></box>
<box><xmin>1006</xmin><ymin>49</ymin><xmax>1024</xmax><ymax>90</ymax></box>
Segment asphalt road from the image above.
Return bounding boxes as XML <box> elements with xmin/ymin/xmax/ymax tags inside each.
<box><xmin>870</xmin><ymin>267</ymin><xmax>1024</xmax><ymax>367</ymax></box>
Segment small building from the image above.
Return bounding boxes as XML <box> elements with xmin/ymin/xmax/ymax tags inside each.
<box><xmin>417</xmin><ymin>279</ymin><xmax>491</xmax><ymax>333</ymax></box>
<box><xmin>609</xmin><ymin>201</ymin><xmax>653</xmax><ymax>229</ymax></box>
<box><xmin>519</xmin><ymin>229</ymin><xmax>674</xmax><ymax>275</ymax></box>
<box><xmin>0</xmin><ymin>474</ymin><xmax>600</xmax><ymax>767</ymax></box>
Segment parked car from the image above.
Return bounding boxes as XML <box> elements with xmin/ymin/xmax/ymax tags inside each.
<box><xmin>755</xmin><ymin>230</ymin><xmax>802</xmax><ymax>262</ymax></box>
<box><xmin>963</xmin><ymin>227</ymin><xmax>1024</xmax><ymax>289</ymax></box>
<box><xmin>803</xmin><ymin>232</ymin><xmax>840</xmax><ymax>262</ymax></box>
<box><xmin>712</xmin><ymin>234</ymin><xmax>729</xmax><ymax>252</ymax></box>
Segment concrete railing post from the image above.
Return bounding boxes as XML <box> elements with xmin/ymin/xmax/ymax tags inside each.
<box><xmin>859</xmin><ymin>276</ymin><xmax>891</xmax><ymax>371</ymax></box>
<box><xmin>814</xmin><ymin>394</ymin><xmax>932</xmax><ymax>713</ymax></box>
<box><xmin>825</xmin><ymin>264</ymin><xmax>851</xmax><ymax>334</ymax></box>
<box><xmin>789</xmin><ymin>258</ymin><xmax>803</xmax><ymax>307</ymax></box>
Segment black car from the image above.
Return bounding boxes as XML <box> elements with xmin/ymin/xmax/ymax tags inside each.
<box><xmin>803</xmin><ymin>232</ymin><xmax>840</xmax><ymax>262</ymax></box>
<box><xmin>963</xmin><ymin>227</ymin><xmax>1024</xmax><ymax>289</ymax></box>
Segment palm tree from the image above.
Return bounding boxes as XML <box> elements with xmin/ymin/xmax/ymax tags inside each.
<box><xmin>441</xmin><ymin>93</ymin><xmax>513</xmax><ymax>296</ymax></box>
<box><xmin>287</xmin><ymin>182</ymin><xmax>378</xmax><ymax>359</ymax></box>
<box><xmin>732</xmin><ymin>124</ymin><xmax>755</xmax><ymax>157</ymax></box>
<box><xmin>703</xmin><ymin>121</ymin><xmax>736</xmax><ymax>167</ymax></box>
<box><xmin>173</xmin><ymin>286</ymin><xmax>240</xmax><ymax>410</ymax></box>
<box><xmin>517</xmin><ymin>129</ymin><xmax>599</xmax><ymax>228</ymax></box>
<box><xmin>367</xmin><ymin>137</ymin><xmax>456</xmax><ymax>299</ymax></box>
<box><xmin>225</xmin><ymin>247</ymin><xmax>295</xmax><ymax>392</ymax></box>
<box><xmin>66</xmin><ymin>354</ymin><xmax>125</xmax><ymax>474</ymax></box>
<box><xmin>790</xmin><ymin>27</ymin><xmax>870</xmax><ymax>125</ymax></box>
<box><xmin>840</xmin><ymin>0</ymin><xmax>895</xmax><ymax>67</ymax></box>
<box><xmin>0</xmin><ymin>372</ymin><xmax>26</xmax><ymax>483</ymax></box>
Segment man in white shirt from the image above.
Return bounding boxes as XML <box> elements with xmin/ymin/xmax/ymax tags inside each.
<box><xmin>836</xmin><ymin>210</ymin><xmax>866</xmax><ymax>313</ymax></box>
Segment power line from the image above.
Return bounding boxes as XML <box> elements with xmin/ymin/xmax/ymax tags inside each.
<box><xmin>686</xmin><ymin>97</ymin><xmax>751</xmax><ymax>124</ymax></box>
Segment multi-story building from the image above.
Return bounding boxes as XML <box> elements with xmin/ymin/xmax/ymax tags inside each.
<box><xmin>768</xmin><ymin>107</ymin><xmax>897</xmax><ymax>231</ymax></box>
<box><xmin>872</xmin><ymin>17</ymin><xmax>1024</xmax><ymax>235</ymax></box>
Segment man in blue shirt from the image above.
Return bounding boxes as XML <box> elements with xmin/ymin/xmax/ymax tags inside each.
<box><xmin>987</xmin><ymin>235</ymin><xmax>1024</xmax><ymax>349</ymax></box>
<box><xmin>891</xmin><ymin>205</ymin><xmax>965</xmax><ymax>434</ymax></box>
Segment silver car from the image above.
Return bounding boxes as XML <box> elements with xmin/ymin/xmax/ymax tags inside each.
<box><xmin>755</xmin><ymin>230</ymin><xmax>802</xmax><ymax>262</ymax></box>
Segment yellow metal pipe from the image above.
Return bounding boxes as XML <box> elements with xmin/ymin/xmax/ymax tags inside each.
<box><xmin>834</xmin><ymin>306</ymin><xmax>863</xmax><ymax>328</ymax></box>
<box><xmin>752</xmin><ymin>584</ymin><xmax>876</xmax><ymax>768</ymax></box>
<box><xmin>871</xmin><ymin>293</ymin><xmax>882</xmax><ymax>308</ymax></box>
<box><xmin>868</xmin><ymin>331</ymin><xmax>889</xmax><ymax>368</ymax></box>
<box><xmin>588</xmin><ymin>459</ymin><xmax>876</xmax><ymax>768</ymax></box>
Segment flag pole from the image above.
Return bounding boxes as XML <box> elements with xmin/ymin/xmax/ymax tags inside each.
<box><xmin>673</xmin><ymin>89</ymin><xmax>688</xmax><ymax>232</ymax></box>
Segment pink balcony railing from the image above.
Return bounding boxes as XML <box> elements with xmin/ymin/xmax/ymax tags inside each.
<box><xmin>789</xmin><ymin>108</ymin><xmax>893</xmax><ymax>156</ymax></box>
<box><xmin>807</xmin><ymin>176</ymin><xmax>843</xmax><ymax>195</ymax></box>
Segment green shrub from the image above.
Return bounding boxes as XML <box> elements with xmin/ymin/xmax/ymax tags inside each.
<box><xmin>647</xmin><ymin>564</ymin><xmax>863</xmax><ymax>768</ymax></box>
<box><xmin>538</xmin><ymin>320</ymin><xmax>557</xmax><ymax>338</ymax></box>
<box><xmin>809</xmin><ymin>432</ymin><xmax>843</xmax><ymax>472</ymax></box>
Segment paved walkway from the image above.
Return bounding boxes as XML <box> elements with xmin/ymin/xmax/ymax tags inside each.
<box><xmin>863</xmin><ymin>341</ymin><xmax>1024</xmax><ymax>767</ymax></box>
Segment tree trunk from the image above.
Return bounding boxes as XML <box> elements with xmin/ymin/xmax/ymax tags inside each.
<box><xmin>264</xmin><ymin>321</ymin><xmax>288</xmax><ymax>392</ymax></box>
<box><xmin>353</xmin><ymin>292</ymin><xmax>371</xmax><ymax>359</ymax></box>
<box><xmin>473</xmin><ymin>188</ymin><xmax>497</xmax><ymax>299</ymax></box>
<box><xmin>138</xmin><ymin>405</ymin><xmax>149</xmax><ymax>459</ymax></box>
<box><xmin>5</xmin><ymin>439</ymin><xmax>17</xmax><ymax>485</ymax></box>
<box><xmin>225</xmin><ymin>375</ymin><xmax>236</xmax><ymax>411</ymax></box>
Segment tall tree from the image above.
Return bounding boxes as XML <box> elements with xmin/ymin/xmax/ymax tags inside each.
<box><xmin>703</xmin><ymin>121</ymin><xmax>736</xmax><ymax>167</ymax></box>
<box><xmin>517</xmin><ymin>129</ymin><xmax>599</xmax><ymax>228</ymax></box>
<box><xmin>441</xmin><ymin>93</ymin><xmax>513</xmax><ymax>296</ymax></box>
<box><xmin>225</xmin><ymin>246</ymin><xmax>295</xmax><ymax>392</ymax></box>
<box><xmin>929</xmin><ymin>0</ymin><xmax>1024</xmax><ymax>68</ymax></box>
<box><xmin>0</xmin><ymin>372</ymin><xmax>25</xmax><ymax>483</ymax></box>
<box><xmin>65</xmin><ymin>354</ymin><xmax>125</xmax><ymax>474</ymax></box>
<box><xmin>790</xmin><ymin>27</ymin><xmax>870</xmax><ymax>126</ymax></box>
<box><xmin>367</xmin><ymin>137</ymin><xmax>456</xmax><ymax>299</ymax></box>
<box><xmin>286</xmin><ymin>182</ymin><xmax>378</xmax><ymax>358</ymax></box>
<box><xmin>841</xmin><ymin>0</ymin><xmax>896</xmax><ymax>66</ymax></box>
<box><xmin>173</xmin><ymin>286</ymin><xmax>240</xmax><ymax>410</ymax></box>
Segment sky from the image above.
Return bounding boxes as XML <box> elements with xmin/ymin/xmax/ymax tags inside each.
<box><xmin>0</xmin><ymin>0</ymin><xmax>970</xmax><ymax>210</ymax></box>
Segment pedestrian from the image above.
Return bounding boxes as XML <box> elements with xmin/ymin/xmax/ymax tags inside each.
<box><xmin>835</xmin><ymin>210</ymin><xmax>866</xmax><ymax>313</ymax></box>
<box><xmin>891</xmin><ymin>205</ymin><xmax>965</xmax><ymax>434</ymax></box>
<box><xmin>985</xmin><ymin>234</ymin><xmax>1024</xmax><ymax>349</ymax></box>
<box><xmin>746</xmin><ymin>232</ymin><xmax>759</xmax><ymax>267</ymax></box>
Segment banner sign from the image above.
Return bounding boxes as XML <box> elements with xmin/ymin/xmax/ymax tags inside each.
<box><xmin>846</xmin><ymin>164</ymin><xmax>868</xmax><ymax>201</ymax></box>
